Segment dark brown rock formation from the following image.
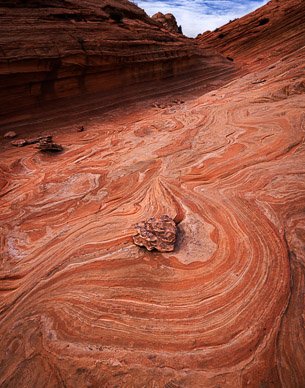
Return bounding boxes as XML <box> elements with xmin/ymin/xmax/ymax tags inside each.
<box><xmin>151</xmin><ymin>12</ymin><xmax>179</xmax><ymax>34</ymax></box>
<box><xmin>34</xmin><ymin>135</ymin><xmax>63</xmax><ymax>151</ymax></box>
<box><xmin>10</xmin><ymin>139</ymin><xmax>28</xmax><ymax>147</ymax></box>
<box><xmin>9</xmin><ymin>134</ymin><xmax>60</xmax><ymax>148</ymax></box>
<box><xmin>3</xmin><ymin>131</ymin><xmax>16</xmax><ymax>139</ymax></box>
<box><xmin>133</xmin><ymin>215</ymin><xmax>177</xmax><ymax>251</ymax></box>
<box><xmin>0</xmin><ymin>0</ymin><xmax>236</xmax><ymax>129</ymax></box>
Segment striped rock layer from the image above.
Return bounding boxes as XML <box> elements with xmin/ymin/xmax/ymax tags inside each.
<box><xmin>0</xmin><ymin>0</ymin><xmax>236</xmax><ymax>127</ymax></box>
<box><xmin>0</xmin><ymin>0</ymin><xmax>305</xmax><ymax>387</ymax></box>
<box><xmin>197</xmin><ymin>0</ymin><xmax>305</xmax><ymax>72</ymax></box>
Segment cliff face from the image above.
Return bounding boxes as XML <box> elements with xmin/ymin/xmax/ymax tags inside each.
<box><xmin>0</xmin><ymin>0</ymin><xmax>236</xmax><ymax>125</ymax></box>
<box><xmin>1</xmin><ymin>0</ymin><xmax>305</xmax><ymax>387</ymax></box>
<box><xmin>197</xmin><ymin>0</ymin><xmax>305</xmax><ymax>71</ymax></box>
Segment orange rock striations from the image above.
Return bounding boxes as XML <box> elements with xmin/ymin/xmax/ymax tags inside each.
<box><xmin>0</xmin><ymin>0</ymin><xmax>305</xmax><ymax>387</ymax></box>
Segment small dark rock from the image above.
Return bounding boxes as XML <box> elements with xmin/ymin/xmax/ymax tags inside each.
<box><xmin>27</xmin><ymin>136</ymin><xmax>48</xmax><ymax>145</ymax></box>
<box><xmin>226</xmin><ymin>56</ymin><xmax>234</xmax><ymax>62</ymax></box>
<box><xmin>172</xmin><ymin>99</ymin><xmax>184</xmax><ymax>104</ymax></box>
<box><xmin>77</xmin><ymin>126</ymin><xmax>85</xmax><ymax>132</ymax></box>
<box><xmin>4</xmin><ymin>131</ymin><xmax>17</xmax><ymax>139</ymax></box>
<box><xmin>11</xmin><ymin>139</ymin><xmax>28</xmax><ymax>147</ymax></box>
<box><xmin>153</xmin><ymin>100</ymin><xmax>184</xmax><ymax>109</ymax></box>
<box><xmin>34</xmin><ymin>136</ymin><xmax>63</xmax><ymax>152</ymax></box>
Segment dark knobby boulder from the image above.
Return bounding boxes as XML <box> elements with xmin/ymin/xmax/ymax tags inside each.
<box><xmin>34</xmin><ymin>136</ymin><xmax>63</xmax><ymax>151</ymax></box>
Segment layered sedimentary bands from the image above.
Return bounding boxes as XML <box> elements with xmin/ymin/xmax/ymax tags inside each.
<box><xmin>1</xmin><ymin>0</ymin><xmax>305</xmax><ymax>387</ymax></box>
<box><xmin>197</xmin><ymin>0</ymin><xmax>305</xmax><ymax>71</ymax></box>
<box><xmin>0</xmin><ymin>0</ymin><xmax>236</xmax><ymax>124</ymax></box>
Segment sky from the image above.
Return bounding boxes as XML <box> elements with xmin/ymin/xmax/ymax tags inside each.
<box><xmin>135</xmin><ymin>0</ymin><xmax>269</xmax><ymax>37</ymax></box>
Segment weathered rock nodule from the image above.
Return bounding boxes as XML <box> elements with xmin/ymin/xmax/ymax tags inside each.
<box><xmin>34</xmin><ymin>136</ymin><xmax>63</xmax><ymax>152</ymax></box>
<box><xmin>4</xmin><ymin>131</ymin><xmax>17</xmax><ymax>139</ymax></box>
<box><xmin>133</xmin><ymin>215</ymin><xmax>177</xmax><ymax>252</ymax></box>
<box><xmin>11</xmin><ymin>139</ymin><xmax>28</xmax><ymax>147</ymax></box>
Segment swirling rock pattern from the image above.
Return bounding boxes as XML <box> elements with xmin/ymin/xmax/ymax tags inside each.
<box><xmin>1</xmin><ymin>46</ymin><xmax>304</xmax><ymax>386</ymax></box>
<box><xmin>0</xmin><ymin>1</ymin><xmax>305</xmax><ymax>388</ymax></box>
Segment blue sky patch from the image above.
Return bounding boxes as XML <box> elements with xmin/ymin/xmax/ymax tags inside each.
<box><xmin>135</xmin><ymin>0</ymin><xmax>269</xmax><ymax>37</ymax></box>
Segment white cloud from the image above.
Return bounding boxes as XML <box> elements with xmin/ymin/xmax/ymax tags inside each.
<box><xmin>136</xmin><ymin>0</ymin><xmax>269</xmax><ymax>37</ymax></box>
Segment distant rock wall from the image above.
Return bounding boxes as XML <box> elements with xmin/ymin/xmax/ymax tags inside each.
<box><xmin>197</xmin><ymin>0</ymin><xmax>305</xmax><ymax>70</ymax></box>
<box><xmin>0</xmin><ymin>0</ymin><xmax>214</xmax><ymax>118</ymax></box>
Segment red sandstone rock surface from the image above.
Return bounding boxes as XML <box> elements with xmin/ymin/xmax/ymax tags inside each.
<box><xmin>0</xmin><ymin>0</ymin><xmax>305</xmax><ymax>387</ymax></box>
<box><xmin>197</xmin><ymin>0</ymin><xmax>305</xmax><ymax>71</ymax></box>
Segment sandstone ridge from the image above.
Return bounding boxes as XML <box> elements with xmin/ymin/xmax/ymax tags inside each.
<box><xmin>152</xmin><ymin>12</ymin><xmax>180</xmax><ymax>34</ymax></box>
<box><xmin>197</xmin><ymin>0</ymin><xmax>305</xmax><ymax>71</ymax></box>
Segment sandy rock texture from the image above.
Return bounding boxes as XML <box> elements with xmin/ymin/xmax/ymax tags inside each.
<box><xmin>0</xmin><ymin>0</ymin><xmax>304</xmax><ymax>387</ymax></box>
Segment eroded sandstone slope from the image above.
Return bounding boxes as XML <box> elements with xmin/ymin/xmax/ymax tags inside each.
<box><xmin>197</xmin><ymin>0</ymin><xmax>305</xmax><ymax>71</ymax></box>
<box><xmin>0</xmin><ymin>0</ymin><xmax>305</xmax><ymax>387</ymax></box>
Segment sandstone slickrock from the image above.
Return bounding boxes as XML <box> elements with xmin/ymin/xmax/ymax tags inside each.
<box><xmin>133</xmin><ymin>214</ymin><xmax>177</xmax><ymax>252</ymax></box>
<box><xmin>197</xmin><ymin>0</ymin><xmax>305</xmax><ymax>71</ymax></box>
<box><xmin>0</xmin><ymin>0</ymin><xmax>304</xmax><ymax>387</ymax></box>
